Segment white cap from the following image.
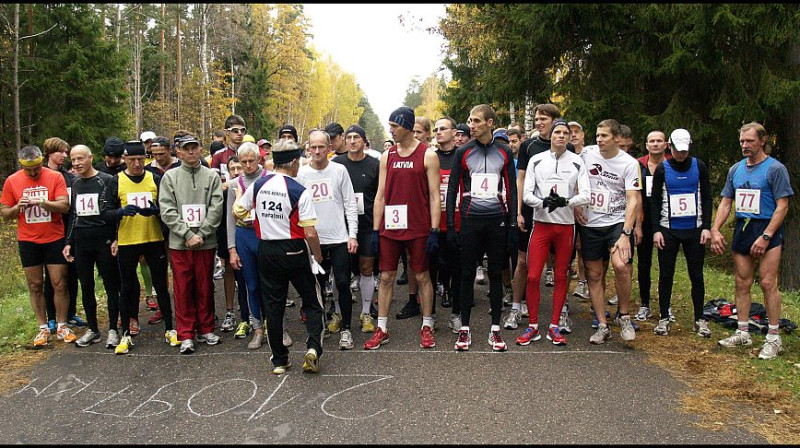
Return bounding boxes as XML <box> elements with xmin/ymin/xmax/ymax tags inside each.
<box><xmin>140</xmin><ymin>131</ymin><xmax>157</xmax><ymax>142</ymax></box>
<box><xmin>669</xmin><ymin>128</ymin><xmax>691</xmax><ymax>151</ymax></box>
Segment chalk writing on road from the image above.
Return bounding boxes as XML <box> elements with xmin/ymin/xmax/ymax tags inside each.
<box><xmin>10</xmin><ymin>373</ymin><xmax>393</xmax><ymax>422</ymax></box>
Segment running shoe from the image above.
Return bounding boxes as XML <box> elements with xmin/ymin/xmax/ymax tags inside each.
<box><xmin>441</xmin><ymin>291</ymin><xmax>452</xmax><ymax>308</ymax></box>
<box><xmin>325</xmin><ymin>279</ymin><xmax>333</xmax><ymax>297</ymax></box>
<box><xmin>148</xmin><ymin>309</ymin><xmax>163</xmax><ymax>325</ymax></box>
<box><xmin>364</xmin><ymin>327</ymin><xmax>389</xmax><ymax>350</ymax></box>
<box><xmin>115</xmin><ymin>333</ymin><xmax>133</xmax><ymax>354</ymax></box>
<box><xmin>33</xmin><ymin>328</ymin><xmax>50</xmax><ymax>347</ymax></box>
<box><xmin>634</xmin><ymin>306</ymin><xmax>652</xmax><ymax>321</ymax></box>
<box><xmin>758</xmin><ymin>336</ymin><xmax>783</xmax><ymax>360</ymax></box>
<box><xmin>396</xmin><ymin>299</ymin><xmax>420</xmax><ymax>320</ymax></box>
<box><xmin>302</xmin><ymin>348</ymin><xmax>320</xmax><ymax>373</ymax></box>
<box><xmin>558</xmin><ymin>311</ymin><xmax>573</xmax><ymax>334</ymax></box>
<box><xmin>247</xmin><ymin>331</ymin><xmax>264</xmax><ymax>350</ymax></box>
<box><xmin>617</xmin><ymin>315</ymin><xmax>636</xmax><ymax>341</ymax></box>
<box><xmin>220</xmin><ymin>311</ymin><xmax>235</xmax><ymax>332</ymax></box>
<box><xmin>668</xmin><ymin>306</ymin><xmax>675</xmax><ymax>322</ymax></box>
<box><xmin>339</xmin><ymin>329</ymin><xmax>354</xmax><ymax>350</ymax></box>
<box><xmin>234</xmin><ymin>321</ymin><xmax>251</xmax><ymax>339</ymax></box>
<box><xmin>129</xmin><ymin>318</ymin><xmax>140</xmax><ymax>336</ymax></box>
<box><xmin>145</xmin><ymin>295</ymin><xmax>159</xmax><ymax>311</ymax></box>
<box><xmin>502</xmin><ymin>288</ymin><xmax>513</xmax><ymax>305</ymax></box>
<box><xmin>544</xmin><ymin>268</ymin><xmax>554</xmax><ymax>287</ymax></box>
<box><xmin>547</xmin><ymin>326</ymin><xmax>567</xmax><ymax>345</ymax></box>
<box><xmin>520</xmin><ymin>302</ymin><xmax>529</xmax><ymax>318</ymax></box>
<box><xmin>653</xmin><ymin>318</ymin><xmax>671</xmax><ymax>336</ymax></box>
<box><xmin>608</xmin><ymin>294</ymin><xmax>618</xmax><ymax>305</ymax></box>
<box><xmin>68</xmin><ymin>314</ymin><xmax>88</xmax><ymax>328</ymax></box>
<box><xmin>327</xmin><ymin>313</ymin><xmax>342</xmax><ymax>333</ymax></box>
<box><xmin>589</xmin><ymin>325</ymin><xmax>611</xmax><ymax>344</ymax></box>
<box><xmin>198</xmin><ymin>332</ymin><xmax>220</xmax><ymax>345</ymax></box>
<box><xmin>106</xmin><ymin>329</ymin><xmax>120</xmax><ymax>348</ymax></box>
<box><xmin>449</xmin><ymin>314</ymin><xmax>462</xmax><ymax>334</ymax></box>
<box><xmin>75</xmin><ymin>329</ymin><xmax>101</xmax><ymax>347</ymax></box>
<box><xmin>436</xmin><ymin>282</ymin><xmax>445</xmax><ymax>298</ymax></box>
<box><xmin>573</xmin><ymin>280</ymin><xmax>589</xmax><ymax>299</ymax></box>
<box><xmin>454</xmin><ymin>329</ymin><xmax>471</xmax><ymax>351</ymax></box>
<box><xmin>165</xmin><ymin>330</ymin><xmax>179</xmax><ymax>347</ymax></box>
<box><xmin>396</xmin><ymin>270</ymin><xmax>408</xmax><ymax>285</ymax></box>
<box><xmin>420</xmin><ymin>326</ymin><xmax>436</xmax><ymax>348</ymax></box>
<box><xmin>272</xmin><ymin>362</ymin><xmax>291</xmax><ymax>375</ymax></box>
<box><xmin>694</xmin><ymin>319</ymin><xmax>712</xmax><ymax>338</ymax></box>
<box><xmin>359</xmin><ymin>313</ymin><xmax>375</xmax><ymax>333</ymax></box>
<box><xmin>718</xmin><ymin>330</ymin><xmax>753</xmax><ymax>348</ymax></box>
<box><xmin>488</xmin><ymin>330</ymin><xmax>507</xmax><ymax>351</ymax></box>
<box><xmin>475</xmin><ymin>266</ymin><xmax>486</xmax><ymax>285</ymax></box>
<box><xmin>56</xmin><ymin>325</ymin><xmax>78</xmax><ymax>343</ymax></box>
<box><xmin>350</xmin><ymin>276</ymin><xmax>359</xmax><ymax>292</ymax></box>
<box><xmin>515</xmin><ymin>327</ymin><xmax>541</xmax><ymax>346</ymax></box>
<box><xmin>179</xmin><ymin>339</ymin><xmax>195</xmax><ymax>354</ymax></box>
<box><xmin>283</xmin><ymin>330</ymin><xmax>293</xmax><ymax>347</ymax></box>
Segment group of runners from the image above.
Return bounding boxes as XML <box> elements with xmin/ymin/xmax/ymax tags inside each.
<box><xmin>0</xmin><ymin>102</ymin><xmax>793</xmax><ymax>375</ymax></box>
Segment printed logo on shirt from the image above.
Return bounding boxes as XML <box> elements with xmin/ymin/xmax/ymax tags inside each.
<box><xmin>391</xmin><ymin>161</ymin><xmax>414</xmax><ymax>169</ymax></box>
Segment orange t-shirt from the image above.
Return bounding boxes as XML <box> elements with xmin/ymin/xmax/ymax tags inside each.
<box><xmin>0</xmin><ymin>168</ymin><xmax>68</xmax><ymax>243</ymax></box>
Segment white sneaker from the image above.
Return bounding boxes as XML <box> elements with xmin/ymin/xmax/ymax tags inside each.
<box><xmin>694</xmin><ymin>319</ymin><xmax>712</xmax><ymax>338</ymax></box>
<box><xmin>617</xmin><ymin>315</ymin><xmax>636</xmax><ymax>341</ymax></box>
<box><xmin>589</xmin><ymin>325</ymin><xmax>611</xmax><ymax>344</ymax></box>
<box><xmin>653</xmin><ymin>318</ymin><xmax>671</xmax><ymax>336</ymax></box>
<box><xmin>503</xmin><ymin>309</ymin><xmax>521</xmax><ymax>330</ymax></box>
<box><xmin>179</xmin><ymin>339</ymin><xmax>195</xmax><ymax>354</ymax></box>
<box><xmin>520</xmin><ymin>302</ymin><xmax>529</xmax><ymax>318</ymax></box>
<box><xmin>448</xmin><ymin>314</ymin><xmax>462</xmax><ymax>334</ymax></box>
<box><xmin>558</xmin><ymin>311</ymin><xmax>572</xmax><ymax>334</ymax></box>
<box><xmin>475</xmin><ymin>266</ymin><xmax>486</xmax><ymax>285</ymax></box>
<box><xmin>283</xmin><ymin>330</ymin><xmax>293</xmax><ymax>347</ymax></box>
<box><xmin>350</xmin><ymin>276</ymin><xmax>359</xmax><ymax>292</ymax></box>
<box><xmin>758</xmin><ymin>335</ymin><xmax>782</xmax><ymax>360</ymax></box>
<box><xmin>634</xmin><ymin>306</ymin><xmax>652</xmax><ymax>321</ymax></box>
<box><xmin>544</xmin><ymin>268</ymin><xmax>554</xmax><ymax>287</ymax></box>
<box><xmin>502</xmin><ymin>288</ymin><xmax>513</xmax><ymax>305</ymax></box>
<box><xmin>198</xmin><ymin>332</ymin><xmax>220</xmax><ymax>345</ymax></box>
<box><xmin>105</xmin><ymin>329</ymin><xmax>120</xmax><ymax>348</ymax></box>
<box><xmin>339</xmin><ymin>329</ymin><xmax>354</xmax><ymax>350</ymax></box>
<box><xmin>608</xmin><ymin>294</ymin><xmax>618</xmax><ymax>306</ymax></box>
<box><xmin>573</xmin><ymin>280</ymin><xmax>589</xmax><ymax>299</ymax></box>
<box><xmin>668</xmin><ymin>306</ymin><xmax>676</xmax><ymax>322</ymax></box>
<box><xmin>718</xmin><ymin>330</ymin><xmax>753</xmax><ymax>348</ymax></box>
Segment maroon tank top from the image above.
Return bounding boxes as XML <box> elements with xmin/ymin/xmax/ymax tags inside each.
<box><xmin>381</xmin><ymin>141</ymin><xmax>430</xmax><ymax>240</ymax></box>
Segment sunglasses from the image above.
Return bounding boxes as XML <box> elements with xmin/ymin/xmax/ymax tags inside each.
<box><xmin>226</xmin><ymin>127</ymin><xmax>247</xmax><ymax>134</ymax></box>
<box><xmin>434</xmin><ymin>127</ymin><xmax>453</xmax><ymax>132</ymax></box>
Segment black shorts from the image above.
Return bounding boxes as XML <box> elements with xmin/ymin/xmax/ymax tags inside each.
<box><xmin>18</xmin><ymin>239</ymin><xmax>67</xmax><ymax>268</ymax></box>
<box><xmin>578</xmin><ymin>223</ymin><xmax>635</xmax><ymax>263</ymax></box>
<box><xmin>356</xmin><ymin>230</ymin><xmax>375</xmax><ymax>258</ymax></box>
<box><xmin>732</xmin><ymin>218</ymin><xmax>784</xmax><ymax>255</ymax></box>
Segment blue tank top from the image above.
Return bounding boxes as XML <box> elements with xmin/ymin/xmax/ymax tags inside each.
<box><xmin>732</xmin><ymin>157</ymin><xmax>776</xmax><ymax>219</ymax></box>
<box><xmin>663</xmin><ymin>158</ymin><xmax>701</xmax><ymax>230</ymax></box>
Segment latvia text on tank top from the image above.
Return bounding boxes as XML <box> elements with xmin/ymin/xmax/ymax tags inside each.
<box><xmin>382</xmin><ymin>142</ymin><xmax>430</xmax><ymax>240</ymax></box>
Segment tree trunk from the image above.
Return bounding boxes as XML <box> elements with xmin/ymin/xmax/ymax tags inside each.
<box><xmin>160</xmin><ymin>3</ymin><xmax>165</xmax><ymax>103</ymax></box>
<box><xmin>13</xmin><ymin>4</ymin><xmax>20</xmax><ymax>151</ymax></box>
<box><xmin>115</xmin><ymin>4</ymin><xmax>121</xmax><ymax>52</ymax></box>
<box><xmin>176</xmin><ymin>4</ymin><xmax>182</xmax><ymax>127</ymax></box>
<box><xmin>26</xmin><ymin>4</ymin><xmax>32</xmax><ymax>57</ymax></box>
<box><xmin>200</xmin><ymin>3</ymin><xmax>208</xmax><ymax>142</ymax></box>
<box><xmin>133</xmin><ymin>5</ymin><xmax>143</xmax><ymax>135</ymax></box>
<box><xmin>509</xmin><ymin>101</ymin><xmax>515</xmax><ymax>127</ymax></box>
<box><xmin>523</xmin><ymin>94</ymin><xmax>533</xmax><ymax>135</ymax></box>
<box><xmin>230</xmin><ymin>53</ymin><xmax>235</xmax><ymax>115</ymax></box>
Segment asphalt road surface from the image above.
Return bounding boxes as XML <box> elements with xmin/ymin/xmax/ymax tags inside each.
<box><xmin>0</xmin><ymin>272</ymin><xmax>765</xmax><ymax>444</ymax></box>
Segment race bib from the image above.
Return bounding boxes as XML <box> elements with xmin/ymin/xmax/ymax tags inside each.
<box><xmin>439</xmin><ymin>184</ymin><xmax>448</xmax><ymax>211</ymax></box>
<box><xmin>540</xmin><ymin>181</ymin><xmax>568</xmax><ymax>198</ymax></box>
<box><xmin>384</xmin><ymin>204</ymin><xmax>408</xmax><ymax>230</ymax></box>
<box><xmin>126</xmin><ymin>191</ymin><xmax>153</xmax><ymax>209</ymax></box>
<box><xmin>182</xmin><ymin>204</ymin><xmax>207</xmax><ymax>227</ymax></box>
<box><xmin>471</xmin><ymin>173</ymin><xmax>499</xmax><ymax>199</ymax></box>
<box><xmin>23</xmin><ymin>188</ymin><xmax>51</xmax><ymax>224</ymax></box>
<box><xmin>308</xmin><ymin>178</ymin><xmax>333</xmax><ymax>203</ymax></box>
<box><xmin>645</xmin><ymin>177</ymin><xmax>653</xmax><ymax>197</ymax></box>
<box><xmin>669</xmin><ymin>193</ymin><xmax>697</xmax><ymax>217</ymax></box>
<box><xmin>589</xmin><ymin>189</ymin><xmax>610</xmax><ymax>214</ymax></box>
<box><xmin>354</xmin><ymin>192</ymin><xmax>365</xmax><ymax>215</ymax></box>
<box><xmin>735</xmin><ymin>188</ymin><xmax>761</xmax><ymax>214</ymax></box>
<box><xmin>75</xmin><ymin>193</ymin><xmax>100</xmax><ymax>216</ymax></box>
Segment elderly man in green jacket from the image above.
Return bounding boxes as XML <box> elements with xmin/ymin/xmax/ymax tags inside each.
<box><xmin>160</xmin><ymin>135</ymin><xmax>224</xmax><ymax>354</ymax></box>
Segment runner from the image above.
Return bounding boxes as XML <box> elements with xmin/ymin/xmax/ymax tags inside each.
<box><xmin>324</xmin><ymin>122</ymin><xmax>347</xmax><ymax>157</ymax></box>
<box><xmin>332</xmin><ymin>125</ymin><xmax>381</xmax><ymax>334</ymax></box>
<box><xmin>568</xmin><ymin>121</ymin><xmax>590</xmax><ymax>301</ymax></box>
<box><xmin>364</xmin><ymin>106</ymin><xmax>441</xmax><ymax>351</ymax></box>
<box><xmin>711</xmin><ymin>122</ymin><xmax>793</xmax><ymax>359</ymax></box>
<box><xmin>0</xmin><ymin>145</ymin><xmax>74</xmax><ymax>347</ymax></box>
<box><xmin>160</xmin><ymin>135</ymin><xmax>224</xmax><ymax>354</ymax></box>
<box><xmin>447</xmin><ymin>104</ymin><xmax>517</xmax><ymax>352</ymax></box>
<box><xmin>94</xmin><ymin>137</ymin><xmax>127</xmax><ymax>176</ymax></box>
<box><xmin>649</xmin><ymin>129</ymin><xmax>713</xmax><ymax>336</ymax></box>
<box><xmin>297</xmin><ymin>130</ymin><xmax>359</xmax><ymax>350</ymax></box>
<box><xmin>234</xmin><ymin>140</ymin><xmax>326</xmax><ymax>374</ymax></box>
<box><xmin>106</xmin><ymin>140</ymin><xmax>176</xmax><ymax>353</ymax></box>
<box><xmin>517</xmin><ymin>119</ymin><xmax>589</xmax><ymax>346</ymax></box>
<box><xmin>577</xmin><ymin>119</ymin><xmax>641</xmax><ymax>344</ymax></box>
<box><xmin>62</xmin><ymin>145</ymin><xmax>122</xmax><ymax>347</ymax></box>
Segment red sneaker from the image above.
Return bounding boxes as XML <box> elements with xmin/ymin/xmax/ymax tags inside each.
<box><xmin>148</xmin><ymin>310</ymin><xmax>163</xmax><ymax>325</ymax></box>
<box><xmin>547</xmin><ymin>326</ymin><xmax>567</xmax><ymax>345</ymax></box>
<box><xmin>145</xmin><ymin>295</ymin><xmax>159</xmax><ymax>311</ymax></box>
<box><xmin>129</xmin><ymin>318</ymin><xmax>140</xmax><ymax>336</ymax></box>
<box><xmin>515</xmin><ymin>327</ymin><xmax>541</xmax><ymax>346</ymax></box>
<box><xmin>364</xmin><ymin>327</ymin><xmax>389</xmax><ymax>350</ymax></box>
<box><xmin>420</xmin><ymin>325</ymin><xmax>436</xmax><ymax>348</ymax></box>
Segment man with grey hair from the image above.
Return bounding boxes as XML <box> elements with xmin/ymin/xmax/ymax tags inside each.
<box><xmin>234</xmin><ymin>139</ymin><xmax>326</xmax><ymax>374</ymax></box>
<box><xmin>0</xmin><ymin>145</ymin><xmax>73</xmax><ymax>347</ymax></box>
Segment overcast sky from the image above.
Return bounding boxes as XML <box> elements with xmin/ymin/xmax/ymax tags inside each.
<box><xmin>303</xmin><ymin>4</ymin><xmax>450</xmax><ymax>134</ymax></box>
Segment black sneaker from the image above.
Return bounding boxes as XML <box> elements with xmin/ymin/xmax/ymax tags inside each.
<box><xmin>396</xmin><ymin>271</ymin><xmax>408</xmax><ymax>285</ymax></box>
<box><xmin>441</xmin><ymin>291</ymin><xmax>452</xmax><ymax>308</ymax></box>
<box><xmin>395</xmin><ymin>299</ymin><xmax>420</xmax><ymax>319</ymax></box>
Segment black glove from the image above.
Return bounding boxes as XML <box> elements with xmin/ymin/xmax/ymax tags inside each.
<box><xmin>116</xmin><ymin>204</ymin><xmax>141</xmax><ymax>217</ymax></box>
<box><xmin>370</xmin><ymin>230</ymin><xmax>380</xmax><ymax>257</ymax></box>
<box><xmin>446</xmin><ymin>227</ymin><xmax>460</xmax><ymax>249</ymax></box>
<box><xmin>138</xmin><ymin>200</ymin><xmax>160</xmax><ymax>217</ymax></box>
<box><xmin>546</xmin><ymin>189</ymin><xmax>569</xmax><ymax>213</ymax></box>
<box><xmin>425</xmin><ymin>229</ymin><xmax>439</xmax><ymax>256</ymax></box>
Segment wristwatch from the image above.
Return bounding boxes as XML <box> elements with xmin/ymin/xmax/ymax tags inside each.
<box><xmin>762</xmin><ymin>233</ymin><xmax>772</xmax><ymax>241</ymax></box>
<box><xmin>622</xmin><ymin>228</ymin><xmax>633</xmax><ymax>236</ymax></box>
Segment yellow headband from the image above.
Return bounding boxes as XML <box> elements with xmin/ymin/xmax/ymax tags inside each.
<box><xmin>19</xmin><ymin>157</ymin><xmax>43</xmax><ymax>167</ymax></box>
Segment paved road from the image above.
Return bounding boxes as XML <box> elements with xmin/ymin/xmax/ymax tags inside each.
<box><xmin>0</xmin><ymin>275</ymin><xmax>765</xmax><ymax>444</ymax></box>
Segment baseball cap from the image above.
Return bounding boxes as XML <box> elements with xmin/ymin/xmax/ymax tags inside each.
<box><xmin>324</xmin><ymin>122</ymin><xmax>345</xmax><ymax>138</ymax></box>
<box><xmin>140</xmin><ymin>131</ymin><xmax>157</xmax><ymax>142</ymax></box>
<box><xmin>278</xmin><ymin>124</ymin><xmax>298</xmax><ymax>141</ymax></box>
<box><xmin>242</xmin><ymin>134</ymin><xmax>255</xmax><ymax>143</ymax></box>
<box><xmin>493</xmin><ymin>129</ymin><xmax>509</xmax><ymax>143</ymax></box>
<box><xmin>123</xmin><ymin>140</ymin><xmax>146</xmax><ymax>156</ymax></box>
<box><xmin>567</xmin><ymin>121</ymin><xmax>583</xmax><ymax>131</ymax></box>
<box><xmin>177</xmin><ymin>135</ymin><xmax>201</xmax><ymax>148</ymax></box>
<box><xmin>256</xmin><ymin>139</ymin><xmax>271</xmax><ymax>147</ymax></box>
<box><xmin>456</xmin><ymin>123</ymin><xmax>471</xmax><ymax>137</ymax></box>
<box><xmin>669</xmin><ymin>128</ymin><xmax>692</xmax><ymax>151</ymax></box>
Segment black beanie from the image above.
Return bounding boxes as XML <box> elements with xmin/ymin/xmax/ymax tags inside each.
<box><xmin>123</xmin><ymin>140</ymin><xmax>146</xmax><ymax>156</ymax></box>
<box><xmin>278</xmin><ymin>124</ymin><xmax>298</xmax><ymax>142</ymax></box>
<box><xmin>345</xmin><ymin>125</ymin><xmax>367</xmax><ymax>142</ymax></box>
<box><xmin>104</xmin><ymin>137</ymin><xmax>125</xmax><ymax>156</ymax></box>
<box><xmin>389</xmin><ymin>106</ymin><xmax>415</xmax><ymax>131</ymax></box>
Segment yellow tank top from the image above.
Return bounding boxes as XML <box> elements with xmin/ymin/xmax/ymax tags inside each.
<box><xmin>117</xmin><ymin>171</ymin><xmax>163</xmax><ymax>246</ymax></box>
